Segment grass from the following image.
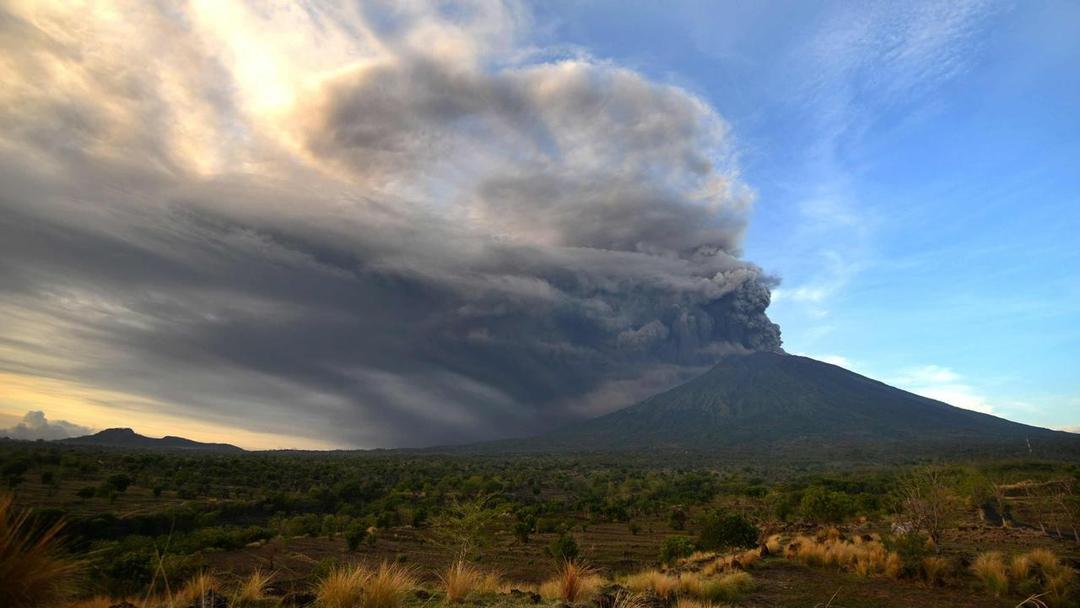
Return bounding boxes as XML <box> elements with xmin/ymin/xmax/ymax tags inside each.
<box><xmin>236</xmin><ymin>569</ymin><xmax>275</xmax><ymax>604</ymax></box>
<box><xmin>623</xmin><ymin>569</ymin><xmax>678</xmax><ymax>599</ymax></box>
<box><xmin>365</xmin><ymin>562</ymin><xmax>418</xmax><ymax>608</ymax></box>
<box><xmin>971</xmin><ymin>551</ymin><xmax>1008</xmax><ymax>597</ymax></box>
<box><xmin>0</xmin><ymin>494</ymin><xmax>81</xmax><ymax>608</ymax></box>
<box><xmin>539</xmin><ymin>561</ymin><xmax>603</xmax><ymax>603</ymax></box>
<box><xmin>440</xmin><ymin>558</ymin><xmax>501</xmax><ymax>602</ymax></box>
<box><xmin>176</xmin><ymin>572</ymin><xmax>217</xmax><ymax>607</ymax></box>
<box><xmin>922</xmin><ymin>556</ymin><xmax>950</xmax><ymax>586</ymax></box>
<box><xmin>695</xmin><ymin>572</ymin><xmax>754</xmax><ymax>603</ymax></box>
<box><xmin>315</xmin><ymin>564</ymin><xmax>369</xmax><ymax>608</ymax></box>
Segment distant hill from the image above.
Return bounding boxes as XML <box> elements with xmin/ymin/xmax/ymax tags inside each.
<box><xmin>56</xmin><ymin>427</ymin><xmax>243</xmax><ymax>452</ymax></box>
<box><xmin>493</xmin><ymin>352</ymin><xmax>1077</xmax><ymax>459</ymax></box>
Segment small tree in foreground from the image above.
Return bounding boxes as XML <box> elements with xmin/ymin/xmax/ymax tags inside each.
<box><xmin>697</xmin><ymin>509</ymin><xmax>760</xmax><ymax>551</ymax></box>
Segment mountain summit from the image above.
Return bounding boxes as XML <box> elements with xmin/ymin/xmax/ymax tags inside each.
<box><xmin>517</xmin><ymin>352</ymin><xmax>1074</xmax><ymax>457</ymax></box>
<box><xmin>57</xmin><ymin>428</ymin><xmax>243</xmax><ymax>452</ymax></box>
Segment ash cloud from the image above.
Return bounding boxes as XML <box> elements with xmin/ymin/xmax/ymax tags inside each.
<box><xmin>0</xmin><ymin>1</ymin><xmax>780</xmax><ymax>447</ymax></box>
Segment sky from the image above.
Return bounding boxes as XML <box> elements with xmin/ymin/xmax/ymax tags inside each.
<box><xmin>0</xmin><ymin>1</ymin><xmax>1077</xmax><ymax>448</ymax></box>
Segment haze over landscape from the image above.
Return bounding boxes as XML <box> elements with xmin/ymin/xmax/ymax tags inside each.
<box><xmin>1</xmin><ymin>0</ymin><xmax>1078</xmax><ymax>451</ymax></box>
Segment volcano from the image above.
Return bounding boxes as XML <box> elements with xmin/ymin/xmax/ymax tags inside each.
<box><xmin>505</xmin><ymin>352</ymin><xmax>1077</xmax><ymax>459</ymax></box>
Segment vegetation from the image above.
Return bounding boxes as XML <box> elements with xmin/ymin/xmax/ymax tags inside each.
<box><xmin>0</xmin><ymin>442</ymin><xmax>1078</xmax><ymax>607</ymax></box>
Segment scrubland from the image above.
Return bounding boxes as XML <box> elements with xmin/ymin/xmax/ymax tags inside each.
<box><xmin>1</xmin><ymin>443</ymin><xmax>1078</xmax><ymax>607</ymax></box>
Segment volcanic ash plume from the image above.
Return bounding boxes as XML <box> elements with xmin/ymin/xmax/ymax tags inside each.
<box><xmin>0</xmin><ymin>0</ymin><xmax>780</xmax><ymax>446</ymax></box>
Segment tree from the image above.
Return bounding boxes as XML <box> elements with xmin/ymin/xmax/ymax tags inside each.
<box><xmin>697</xmin><ymin>509</ymin><xmax>760</xmax><ymax>551</ymax></box>
<box><xmin>896</xmin><ymin>467</ymin><xmax>955</xmax><ymax>545</ymax></box>
<box><xmin>430</xmin><ymin>493</ymin><xmax>499</xmax><ymax>559</ymax></box>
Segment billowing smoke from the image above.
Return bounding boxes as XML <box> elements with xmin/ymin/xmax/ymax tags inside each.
<box><xmin>0</xmin><ymin>1</ymin><xmax>779</xmax><ymax>447</ymax></box>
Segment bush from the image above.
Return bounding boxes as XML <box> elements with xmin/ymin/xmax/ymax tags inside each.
<box><xmin>549</xmin><ymin>532</ymin><xmax>579</xmax><ymax>561</ymax></box>
<box><xmin>660</xmin><ymin>535</ymin><xmax>696</xmax><ymax>564</ymax></box>
<box><xmin>345</xmin><ymin>523</ymin><xmax>368</xmax><ymax>551</ymax></box>
<box><xmin>799</xmin><ymin>486</ymin><xmax>855</xmax><ymax>523</ymax></box>
<box><xmin>697</xmin><ymin>509</ymin><xmax>759</xmax><ymax>551</ymax></box>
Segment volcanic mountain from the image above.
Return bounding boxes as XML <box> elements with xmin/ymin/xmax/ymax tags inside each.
<box><xmin>56</xmin><ymin>427</ymin><xmax>243</xmax><ymax>452</ymax></box>
<box><xmin>508</xmin><ymin>352</ymin><xmax>1077</xmax><ymax>458</ymax></box>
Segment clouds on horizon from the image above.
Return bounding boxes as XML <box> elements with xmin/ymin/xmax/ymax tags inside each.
<box><xmin>0</xmin><ymin>1</ymin><xmax>780</xmax><ymax>447</ymax></box>
<box><xmin>1</xmin><ymin>410</ymin><xmax>93</xmax><ymax>441</ymax></box>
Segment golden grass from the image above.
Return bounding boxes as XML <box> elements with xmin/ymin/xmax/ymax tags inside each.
<box><xmin>365</xmin><ymin>562</ymin><xmax>418</xmax><ymax>608</ymax></box>
<box><xmin>623</xmin><ymin>569</ymin><xmax>678</xmax><ymax>599</ymax></box>
<box><xmin>1020</xmin><ymin>548</ymin><xmax>1075</xmax><ymax>604</ymax></box>
<box><xmin>695</xmin><ymin>572</ymin><xmax>753</xmax><ymax>603</ymax></box>
<box><xmin>922</xmin><ymin>556</ymin><xmax>949</xmax><ymax>586</ymax></box>
<box><xmin>540</xmin><ymin>561</ymin><xmax>602</xmax><ymax>603</ymax></box>
<box><xmin>784</xmin><ymin>533</ymin><xmax>907</xmax><ymax>580</ymax></box>
<box><xmin>0</xmin><ymin>494</ymin><xmax>81</xmax><ymax>608</ymax></box>
<box><xmin>66</xmin><ymin>597</ymin><xmax>116</xmax><ymax>608</ymax></box>
<box><xmin>235</xmin><ymin>569</ymin><xmax>275</xmax><ymax>604</ymax></box>
<box><xmin>675</xmin><ymin>598</ymin><xmax>734</xmax><ymax>608</ymax></box>
<box><xmin>971</xmin><ymin>552</ymin><xmax>1008</xmax><ymax>597</ymax></box>
<box><xmin>765</xmin><ymin>534</ymin><xmax>783</xmax><ymax>554</ymax></box>
<box><xmin>440</xmin><ymin>559</ymin><xmax>502</xmax><ymax>602</ymax></box>
<box><xmin>175</xmin><ymin>572</ymin><xmax>217</xmax><ymax>607</ymax></box>
<box><xmin>316</xmin><ymin>564</ymin><xmax>370</xmax><ymax>608</ymax></box>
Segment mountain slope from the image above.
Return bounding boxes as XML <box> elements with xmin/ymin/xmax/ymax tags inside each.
<box><xmin>517</xmin><ymin>352</ymin><xmax>1073</xmax><ymax>454</ymax></box>
<box><xmin>56</xmin><ymin>428</ymin><xmax>243</xmax><ymax>452</ymax></box>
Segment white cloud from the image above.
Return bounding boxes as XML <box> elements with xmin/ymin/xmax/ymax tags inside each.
<box><xmin>890</xmin><ymin>364</ymin><xmax>1007</xmax><ymax>415</ymax></box>
<box><xmin>1</xmin><ymin>410</ymin><xmax>93</xmax><ymax>441</ymax></box>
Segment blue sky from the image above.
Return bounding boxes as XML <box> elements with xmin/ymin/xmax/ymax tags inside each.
<box><xmin>0</xmin><ymin>1</ymin><xmax>1076</xmax><ymax>447</ymax></box>
<box><xmin>534</xmin><ymin>0</ymin><xmax>1080</xmax><ymax>430</ymax></box>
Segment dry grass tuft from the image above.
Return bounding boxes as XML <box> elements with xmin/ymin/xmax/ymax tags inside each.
<box><xmin>540</xmin><ymin>561</ymin><xmax>602</xmax><ymax>603</ymax></box>
<box><xmin>440</xmin><ymin>559</ymin><xmax>501</xmax><ymax>602</ymax></box>
<box><xmin>235</xmin><ymin>569</ymin><xmax>274</xmax><ymax>604</ymax></box>
<box><xmin>623</xmin><ymin>569</ymin><xmax>678</xmax><ymax>599</ymax></box>
<box><xmin>675</xmin><ymin>598</ymin><xmax>733</xmax><ymax>608</ymax></box>
<box><xmin>922</xmin><ymin>556</ymin><xmax>949</xmax><ymax>586</ymax></box>
<box><xmin>971</xmin><ymin>552</ymin><xmax>1009</xmax><ymax>597</ymax></box>
<box><xmin>697</xmin><ymin>572</ymin><xmax>754</xmax><ymax>603</ymax></box>
<box><xmin>176</xmin><ymin>572</ymin><xmax>217</xmax><ymax>607</ymax></box>
<box><xmin>765</xmin><ymin>534</ymin><xmax>783</xmax><ymax>554</ymax></box>
<box><xmin>0</xmin><ymin>494</ymin><xmax>81</xmax><ymax>608</ymax></box>
<box><xmin>883</xmin><ymin>553</ymin><xmax>903</xmax><ymax>579</ymax></box>
<box><xmin>1021</xmin><ymin>548</ymin><xmax>1075</xmax><ymax>604</ymax></box>
<box><xmin>315</xmin><ymin>564</ymin><xmax>370</xmax><ymax>608</ymax></box>
<box><xmin>365</xmin><ymin>562</ymin><xmax>418</xmax><ymax>608</ymax></box>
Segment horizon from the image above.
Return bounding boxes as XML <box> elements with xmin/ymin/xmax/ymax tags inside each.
<box><xmin>1</xmin><ymin>1</ymin><xmax>1078</xmax><ymax>450</ymax></box>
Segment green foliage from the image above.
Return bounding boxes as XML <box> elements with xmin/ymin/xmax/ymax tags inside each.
<box><xmin>883</xmin><ymin>532</ymin><xmax>930</xmax><ymax>577</ymax></box>
<box><xmin>669</xmin><ymin>506</ymin><xmax>688</xmax><ymax>530</ymax></box>
<box><xmin>345</xmin><ymin>523</ymin><xmax>368</xmax><ymax>551</ymax></box>
<box><xmin>697</xmin><ymin>509</ymin><xmax>759</xmax><ymax>551</ymax></box>
<box><xmin>548</xmin><ymin>532</ymin><xmax>579</xmax><ymax>561</ymax></box>
<box><xmin>659</xmin><ymin>535</ymin><xmax>696</xmax><ymax>564</ymax></box>
<box><xmin>799</xmin><ymin>486</ymin><xmax>855</xmax><ymax>523</ymax></box>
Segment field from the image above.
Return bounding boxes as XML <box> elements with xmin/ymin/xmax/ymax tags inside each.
<box><xmin>2</xmin><ymin>443</ymin><xmax>1078</xmax><ymax>607</ymax></box>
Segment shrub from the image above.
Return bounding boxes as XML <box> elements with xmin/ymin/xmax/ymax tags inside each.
<box><xmin>344</xmin><ymin>522</ymin><xmax>368</xmax><ymax>551</ymax></box>
<box><xmin>697</xmin><ymin>510</ymin><xmax>759</xmax><ymax>551</ymax></box>
<box><xmin>549</xmin><ymin>532</ymin><xmax>579</xmax><ymax>561</ymax></box>
<box><xmin>799</xmin><ymin>487</ymin><xmax>855</xmax><ymax>523</ymax></box>
<box><xmin>660</xmin><ymin>535</ymin><xmax>696</xmax><ymax>564</ymax></box>
<box><xmin>0</xmin><ymin>494</ymin><xmax>80</xmax><ymax>608</ymax></box>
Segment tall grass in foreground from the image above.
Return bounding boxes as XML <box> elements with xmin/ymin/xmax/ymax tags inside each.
<box><xmin>440</xmin><ymin>558</ymin><xmax>502</xmax><ymax>602</ymax></box>
<box><xmin>365</xmin><ymin>562</ymin><xmax>418</xmax><ymax>608</ymax></box>
<box><xmin>0</xmin><ymin>494</ymin><xmax>81</xmax><ymax>608</ymax></box>
<box><xmin>315</xmin><ymin>564</ymin><xmax>370</xmax><ymax>608</ymax></box>
<box><xmin>971</xmin><ymin>552</ymin><xmax>1008</xmax><ymax>597</ymax></box>
<box><xmin>235</xmin><ymin>569</ymin><xmax>275</xmax><ymax>604</ymax></box>
<box><xmin>539</xmin><ymin>561</ymin><xmax>603</xmax><ymax>603</ymax></box>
